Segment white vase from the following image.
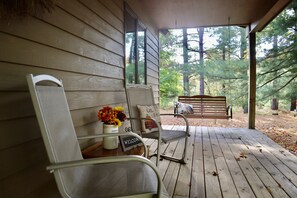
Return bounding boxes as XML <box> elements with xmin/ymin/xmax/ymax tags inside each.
<box><xmin>103</xmin><ymin>124</ymin><xmax>119</xmax><ymax>150</ymax></box>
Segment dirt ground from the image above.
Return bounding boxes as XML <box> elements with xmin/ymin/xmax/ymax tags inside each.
<box><xmin>160</xmin><ymin>109</ymin><xmax>297</xmax><ymax>156</ymax></box>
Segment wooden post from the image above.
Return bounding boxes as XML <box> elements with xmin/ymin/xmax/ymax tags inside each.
<box><xmin>248</xmin><ymin>30</ymin><xmax>256</xmax><ymax>129</ymax></box>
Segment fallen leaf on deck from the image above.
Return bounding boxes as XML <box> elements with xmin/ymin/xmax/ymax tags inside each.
<box><xmin>240</xmin><ymin>152</ymin><xmax>247</xmax><ymax>158</ymax></box>
<box><xmin>212</xmin><ymin>171</ymin><xmax>218</xmax><ymax>176</ymax></box>
<box><xmin>160</xmin><ymin>109</ymin><xmax>297</xmax><ymax>157</ymax></box>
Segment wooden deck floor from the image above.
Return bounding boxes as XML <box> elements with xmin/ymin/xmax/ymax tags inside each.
<box><xmin>145</xmin><ymin>126</ymin><xmax>297</xmax><ymax>198</ymax></box>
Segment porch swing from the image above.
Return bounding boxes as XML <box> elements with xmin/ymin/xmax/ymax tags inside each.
<box><xmin>174</xmin><ymin>21</ymin><xmax>233</xmax><ymax>120</ymax></box>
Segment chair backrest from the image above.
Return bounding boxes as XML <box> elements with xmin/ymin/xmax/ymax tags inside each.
<box><xmin>27</xmin><ymin>74</ymin><xmax>84</xmax><ymax>195</ymax></box>
<box><xmin>27</xmin><ymin>74</ymin><xmax>83</xmax><ymax>163</ymax></box>
<box><xmin>126</xmin><ymin>85</ymin><xmax>156</xmax><ymax>133</ymax></box>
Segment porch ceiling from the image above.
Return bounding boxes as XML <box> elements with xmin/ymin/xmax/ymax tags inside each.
<box><xmin>130</xmin><ymin>0</ymin><xmax>292</xmax><ymax>32</ymax></box>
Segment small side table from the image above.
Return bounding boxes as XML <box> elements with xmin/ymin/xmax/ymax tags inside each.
<box><xmin>82</xmin><ymin>142</ymin><xmax>148</xmax><ymax>159</ymax></box>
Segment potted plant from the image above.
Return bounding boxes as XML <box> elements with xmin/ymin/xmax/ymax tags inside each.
<box><xmin>97</xmin><ymin>106</ymin><xmax>126</xmax><ymax>149</ymax></box>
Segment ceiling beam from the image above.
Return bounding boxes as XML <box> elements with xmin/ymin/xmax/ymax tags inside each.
<box><xmin>250</xmin><ymin>0</ymin><xmax>292</xmax><ymax>33</ymax></box>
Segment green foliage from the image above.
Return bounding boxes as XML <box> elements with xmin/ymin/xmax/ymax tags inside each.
<box><xmin>160</xmin><ymin>27</ymin><xmax>249</xmax><ymax>108</ymax></box>
<box><xmin>256</xmin><ymin>0</ymin><xmax>297</xmax><ymax>109</ymax></box>
<box><xmin>160</xmin><ymin>66</ymin><xmax>183</xmax><ymax>108</ymax></box>
<box><xmin>159</xmin><ymin>1</ymin><xmax>297</xmax><ymax>110</ymax></box>
<box><xmin>159</xmin><ymin>33</ymin><xmax>183</xmax><ymax>108</ymax></box>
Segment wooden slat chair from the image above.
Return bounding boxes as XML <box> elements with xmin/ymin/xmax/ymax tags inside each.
<box><xmin>27</xmin><ymin>74</ymin><xmax>169</xmax><ymax>198</ymax></box>
<box><xmin>126</xmin><ymin>85</ymin><xmax>190</xmax><ymax>167</ymax></box>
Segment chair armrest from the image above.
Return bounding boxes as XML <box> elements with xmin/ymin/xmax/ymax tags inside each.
<box><xmin>160</xmin><ymin>113</ymin><xmax>190</xmax><ymax>136</ymax></box>
<box><xmin>46</xmin><ymin>155</ymin><xmax>163</xmax><ymax>197</ymax></box>
<box><xmin>127</xmin><ymin>117</ymin><xmax>163</xmax><ymax>167</ymax></box>
<box><xmin>77</xmin><ymin>132</ymin><xmax>148</xmax><ymax>158</ymax></box>
<box><xmin>127</xmin><ymin>117</ymin><xmax>163</xmax><ymax>143</ymax></box>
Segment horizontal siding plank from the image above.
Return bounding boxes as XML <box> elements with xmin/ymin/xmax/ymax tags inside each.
<box><xmin>147</xmin><ymin>76</ymin><xmax>159</xmax><ymax>85</ymax></box>
<box><xmin>147</xmin><ymin>45</ymin><xmax>159</xmax><ymax>60</ymax></box>
<box><xmin>80</xmin><ymin>0</ymin><xmax>124</xmax><ymax>33</ymax></box>
<box><xmin>0</xmin><ymin>62</ymin><xmax>124</xmax><ymax>91</ymax></box>
<box><xmin>0</xmin><ymin>92</ymin><xmax>35</xmax><ymax>121</ymax></box>
<box><xmin>66</xmin><ymin>91</ymin><xmax>126</xmax><ymax>110</ymax></box>
<box><xmin>0</xmin><ymin>117</ymin><xmax>40</xmax><ymax>150</ymax></box>
<box><xmin>0</xmin><ymin>17</ymin><xmax>123</xmax><ymax>67</ymax></box>
<box><xmin>0</xmin><ymin>160</ymin><xmax>53</xmax><ymax>198</ymax></box>
<box><xmin>147</xmin><ymin>68</ymin><xmax>159</xmax><ymax>78</ymax></box>
<box><xmin>76</xmin><ymin>121</ymin><xmax>102</xmax><ymax>148</ymax></box>
<box><xmin>147</xmin><ymin>59</ymin><xmax>159</xmax><ymax>72</ymax></box>
<box><xmin>0</xmin><ymin>139</ymin><xmax>47</xmax><ymax>180</ymax></box>
<box><xmin>0</xmin><ymin>108</ymin><xmax>123</xmax><ymax>158</ymax></box>
<box><xmin>57</xmin><ymin>0</ymin><xmax>123</xmax><ymax>45</ymax></box>
<box><xmin>71</xmin><ymin>107</ymin><xmax>99</xmax><ymax>127</ymax></box>
<box><xmin>0</xmin><ymin>0</ymin><xmax>130</xmax><ymax>197</ymax></box>
<box><xmin>71</xmin><ymin>102</ymin><xmax>128</xmax><ymax>127</ymax></box>
<box><xmin>99</xmin><ymin>0</ymin><xmax>124</xmax><ymax>22</ymax></box>
<box><xmin>0</xmin><ymin>33</ymin><xmax>124</xmax><ymax>79</ymax></box>
<box><xmin>40</xmin><ymin>7</ymin><xmax>124</xmax><ymax>56</ymax></box>
<box><xmin>23</xmin><ymin>178</ymin><xmax>59</xmax><ymax>198</ymax></box>
<box><xmin>147</xmin><ymin>30</ymin><xmax>159</xmax><ymax>49</ymax></box>
<box><xmin>113</xmin><ymin>0</ymin><xmax>124</xmax><ymax>11</ymax></box>
<box><xmin>76</xmin><ymin>121</ymin><xmax>101</xmax><ymax>137</ymax></box>
<box><xmin>147</xmin><ymin>52</ymin><xmax>159</xmax><ymax>66</ymax></box>
<box><xmin>147</xmin><ymin>36</ymin><xmax>159</xmax><ymax>55</ymax></box>
<box><xmin>0</xmin><ymin>90</ymin><xmax>126</xmax><ymax>120</ymax></box>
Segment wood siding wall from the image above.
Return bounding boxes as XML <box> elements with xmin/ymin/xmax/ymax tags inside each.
<box><xmin>125</xmin><ymin>0</ymin><xmax>160</xmax><ymax>103</ymax></box>
<box><xmin>0</xmin><ymin>0</ymin><xmax>159</xmax><ymax>197</ymax></box>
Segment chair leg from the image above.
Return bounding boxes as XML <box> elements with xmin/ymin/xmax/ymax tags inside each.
<box><xmin>160</xmin><ymin>155</ymin><xmax>186</xmax><ymax>164</ymax></box>
<box><xmin>151</xmin><ymin>136</ymin><xmax>188</xmax><ymax>164</ymax></box>
<box><xmin>150</xmin><ymin>153</ymin><xmax>186</xmax><ymax>164</ymax></box>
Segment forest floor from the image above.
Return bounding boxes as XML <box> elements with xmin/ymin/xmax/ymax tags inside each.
<box><xmin>160</xmin><ymin>108</ymin><xmax>297</xmax><ymax>156</ymax></box>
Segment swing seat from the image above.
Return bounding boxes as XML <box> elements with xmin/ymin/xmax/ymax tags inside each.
<box><xmin>175</xmin><ymin>95</ymin><xmax>232</xmax><ymax>119</ymax></box>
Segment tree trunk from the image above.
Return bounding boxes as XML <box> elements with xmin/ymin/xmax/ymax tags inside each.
<box><xmin>290</xmin><ymin>95</ymin><xmax>297</xmax><ymax>111</ymax></box>
<box><xmin>182</xmin><ymin>28</ymin><xmax>190</xmax><ymax>96</ymax></box>
<box><xmin>198</xmin><ymin>27</ymin><xmax>205</xmax><ymax>95</ymax></box>
<box><xmin>240</xmin><ymin>28</ymin><xmax>247</xmax><ymax>60</ymax></box>
<box><xmin>272</xmin><ymin>35</ymin><xmax>279</xmax><ymax>105</ymax></box>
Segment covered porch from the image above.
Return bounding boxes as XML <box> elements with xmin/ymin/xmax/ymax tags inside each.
<box><xmin>147</xmin><ymin>126</ymin><xmax>297</xmax><ymax>197</ymax></box>
<box><xmin>0</xmin><ymin>0</ymin><xmax>295</xmax><ymax>197</ymax></box>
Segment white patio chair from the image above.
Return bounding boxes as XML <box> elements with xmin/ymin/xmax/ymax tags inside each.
<box><xmin>126</xmin><ymin>85</ymin><xmax>190</xmax><ymax>167</ymax></box>
<box><xmin>27</xmin><ymin>74</ymin><xmax>169</xmax><ymax>198</ymax></box>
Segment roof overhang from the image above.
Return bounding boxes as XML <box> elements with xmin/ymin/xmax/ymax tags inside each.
<box><xmin>126</xmin><ymin>0</ymin><xmax>292</xmax><ymax>32</ymax></box>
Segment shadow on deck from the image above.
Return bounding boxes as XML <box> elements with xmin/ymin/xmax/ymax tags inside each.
<box><xmin>144</xmin><ymin>126</ymin><xmax>297</xmax><ymax>198</ymax></box>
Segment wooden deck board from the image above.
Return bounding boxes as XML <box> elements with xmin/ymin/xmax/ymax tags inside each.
<box><xmin>190</xmin><ymin>126</ymin><xmax>205</xmax><ymax>198</ymax></box>
<box><xmin>173</xmin><ymin>126</ymin><xmax>195</xmax><ymax>198</ymax></box>
<box><xmin>202</xmin><ymin>127</ymin><xmax>222</xmax><ymax>197</ymax></box>
<box><xmin>215</xmin><ymin>128</ymin><xmax>256</xmax><ymax>198</ymax></box>
<box><xmin>147</xmin><ymin>126</ymin><xmax>297</xmax><ymax>197</ymax></box>
<box><xmin>208</xmin><ymin>127</ymin><xmax>239</xmax><ymax>198</ymax></box>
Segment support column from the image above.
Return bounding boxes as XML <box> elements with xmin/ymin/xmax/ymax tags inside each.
<box><xmin>248</xmin><ymin>31</ymin><xmax>256</xmax><ymax>129</ymax></box>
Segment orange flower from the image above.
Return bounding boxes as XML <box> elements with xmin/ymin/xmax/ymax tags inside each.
<box><xmin>97</xmin><ymin>106</ymin><xmax>126</xmax><ymax>126</ymax></box>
